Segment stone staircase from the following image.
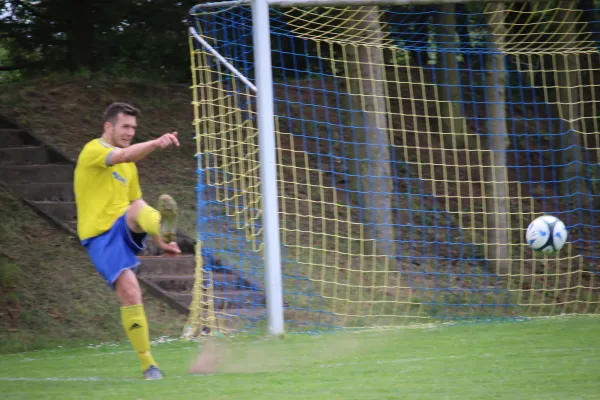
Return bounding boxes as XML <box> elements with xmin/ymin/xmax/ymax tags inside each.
<box><xmin>0</xmin><ymin>124</ymin><xmax>78</xmax><ymax>235</ymax></box>
<box><xmin>0</xmin><ymin>116</ymin><xmax>267</xmax><ymax>323</ymax></box>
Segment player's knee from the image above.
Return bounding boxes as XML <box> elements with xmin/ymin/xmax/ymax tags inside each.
<box><xmin>126</xmin><ymin>199</ymin><xmax>148</xmax><ymax>233</ymax></box>
<box><xmin>115</xmin><ymin>270</ymin><xmax>142</xmax><ymax>306</ymax></box>
<box><xmin>118</xmin><ymin>284</ymin><xmax>142</xmax><ymax>306</ymax></box>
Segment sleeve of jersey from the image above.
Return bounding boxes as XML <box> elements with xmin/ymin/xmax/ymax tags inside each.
<box><xmin>129</xmin><ymin>166</ymin><xmax>142</xmax><ymax>202</ymax></box>
<box><xmin>80</xmin><ymin>140</ymin><xmax>115</xmax><ymax>168</ymax></box>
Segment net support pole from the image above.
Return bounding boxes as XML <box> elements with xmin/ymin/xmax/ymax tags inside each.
<box><xmin>251</xmin><ymin>0</ymin><xmax>285</xmax><ymax>335</ymax></box>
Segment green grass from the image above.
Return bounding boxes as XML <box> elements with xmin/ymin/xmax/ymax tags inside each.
<box><xmin>2</xmin><ymin>316</ymin><xmax>599</xmax><ymax>399</ymax></box>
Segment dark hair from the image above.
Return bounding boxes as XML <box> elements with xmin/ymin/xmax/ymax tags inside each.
<box><xmin>103</xmin><ymin>102</ymin><xmax>140</xmax><ymax>125</ymax></box>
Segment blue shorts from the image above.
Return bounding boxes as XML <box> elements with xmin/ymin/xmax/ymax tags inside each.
<box><xmin>82</xmin><ymin>214</ymin><xmax>147</xmax><ymax>290</ymax></box>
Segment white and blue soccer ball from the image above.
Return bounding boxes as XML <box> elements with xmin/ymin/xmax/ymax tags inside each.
<box><xmin>525</xmin><ymin>215</ymin><xmax>568</xmax><ymax>254</ymax></box>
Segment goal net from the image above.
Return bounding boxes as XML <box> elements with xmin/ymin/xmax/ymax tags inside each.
<box><xmin>185</xmin><ymin>0</ymin><xmax>600</xmax><ymax>335</ymax></box>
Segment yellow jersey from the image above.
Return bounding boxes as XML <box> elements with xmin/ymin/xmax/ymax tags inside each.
<box><xmin>74</xmin><ymin>139</ymin><xmax>142</xmax><ymax>241</ymax></box>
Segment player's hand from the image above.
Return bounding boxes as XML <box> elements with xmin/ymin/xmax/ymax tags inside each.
<box><xmin>152</xmin><ymin>235</ymin><xmax>182</xmax><ymax>254</ymax></box>
<box><xmin>161</xmin><ymin>241</ymin><xmax>181</xmax><ymax>254</ymax></box>
<box><xmin>155</xmin><ymin>132</ymin><xmax>180</xmax><ymax>149</ymax></box>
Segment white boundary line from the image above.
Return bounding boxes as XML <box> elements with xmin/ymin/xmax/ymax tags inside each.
<box><xmin>7</xmin><ymin>345</ymin><xmax>199</xmax><ymax>364</ymax></box>
<box><xmin>0</xmin><ymin>377</ymin><xmax>139</xmax><ymax>382</ymax></box>
<box><xmin>316</xmin><ymin>347</ymin><xmax>598</xmax><ymax>369</ymax></box>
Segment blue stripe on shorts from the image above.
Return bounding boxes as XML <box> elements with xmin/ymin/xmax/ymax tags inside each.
<box><xmin>82</xmin><ymin>213</ymin><xmax>147</xmax><ymax>290</ymax></box>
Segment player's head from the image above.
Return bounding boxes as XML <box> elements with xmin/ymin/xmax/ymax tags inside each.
<box><xmin>102</xmin><ymin>102</ymin><xmax>140</xmax><ymax>148</ymax></box>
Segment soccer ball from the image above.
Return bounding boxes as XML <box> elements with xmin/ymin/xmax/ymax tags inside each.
<box><xmin>525</xmin><ymin>215</ymin><xmax>568</xmax><ymax>254</ymax></box>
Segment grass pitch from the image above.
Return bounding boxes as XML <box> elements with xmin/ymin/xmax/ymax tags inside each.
<box><xmin>2</xmin><ymin>316</ymin><xmax>599</xmax><ymax>399</ymax></box>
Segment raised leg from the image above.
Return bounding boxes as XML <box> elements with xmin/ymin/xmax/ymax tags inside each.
<box><xmin>125</xmin><ymin>198</ymin><xmax>180</xmax><ymax>254</ymax></box>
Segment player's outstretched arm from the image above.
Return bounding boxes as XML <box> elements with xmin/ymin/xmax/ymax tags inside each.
<box><xmin>109</xmin><ymin>132</ymin><xmax>180</xmax><ymax>165</ymax></box>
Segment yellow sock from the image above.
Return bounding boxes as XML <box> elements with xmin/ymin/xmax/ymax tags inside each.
<box><xmin>137</xmin><ymin>205</ymin><xmax>161</xmax><ymax>236</ymax></box>
<box><xmin>121</xmin><ymin>304</ymin><xmax>157</xmax><ymax>371</ymax></box>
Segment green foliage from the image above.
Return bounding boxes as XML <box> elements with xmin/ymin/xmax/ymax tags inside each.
<box><xmin>0</xmin><ymin>40</ymin><xmax>23</xmax><ymax>83</ymax></box>
<box><xmin>4</xmin><ymin>0</ymin><xmax>599</xmax><ymax>84</ymax></box>
<box><xmin>1</xmin><ymin>0</ymin><xmax>197</xmax><ymax>82</ymax></box>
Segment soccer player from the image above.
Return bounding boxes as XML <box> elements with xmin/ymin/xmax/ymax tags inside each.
<box><xmin>74</xmin><ymin>102</ymin><xmax>182</xmax><ymax>380</ymax></box>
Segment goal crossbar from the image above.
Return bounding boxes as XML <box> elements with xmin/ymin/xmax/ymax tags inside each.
<box><xmin>190</xmin><ymin>0</ymin><xmax>540</xmax><ymax>12</ymax></box>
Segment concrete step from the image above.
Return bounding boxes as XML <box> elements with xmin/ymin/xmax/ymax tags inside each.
<box><xmin>210</xmin><ymin>289</ymin><xmax>266</xmax><ymax>310</ymax></box>
<box><xmin>226</xmin><ymin>308</ymin><xmax>266</xmax><ymax>319</ymax></box>
<box><xmin>31</xmin><ymin>201</ymin><xmax>77</xmax><ymax>221</ymax></box>
<box><xmin>0</xmin><ymin>164</ymin><xmax>74</xmax><ymax>184</ymax></box>
<box><xmin>144</xmin><ymin>274</ymin><xmax>196</xmax><ymax>292</ymax></box>
<box><xmin>138</xmin><ymin>255</ymin><xmax>195</xmax><ymax>275</ymax></box>
<box><xmin>182</xmin><ymin>308</ymin><xmax>266</xmax><ymax>336</ymax></box>
<box><xmin>170</xmin><ymin>290</ymin><xmax>266</xmax><ymax>309</ymax></box>
<box><xmin>0</xmin><ymin>129</ymin><xmax>41</xmax><ymax>148</ymax></box>
<box><xmin>13</xmin><ymin>182</ymin><xmax>74</xmax><ymax>202</ymax></box>
<box><xmin>0</xmin><ymin>119</ymin><xmax>17</xmax><ymax>129</ymax></box>
<box><xmin>144</xmin><ymin>272</ymin><xmax>257</xmax><ymax>293</ymax></box>
<box><xmin>0</xmin><ymin>146</ymin><xmax>52</xmax><ymax>166</ymax></box>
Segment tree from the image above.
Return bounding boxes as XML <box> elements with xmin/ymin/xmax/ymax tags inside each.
<box><xmin>484</xmin><ymin>3</ymin><xmax>511</xmax><ymax>276</ymax></box>
<box><xmin>1</xmin><ymin>0</ymin><xmax>114</xmax><ymax>72</ymax></box>
<box><xmin>1</xmin><ymin>0</ymin><xmax>196</xmax><ymax>81</ymax></box>
<box><xmin>553</xmin><ymin>0</ymin><xmax>594</xmax><ymax>210</ymax></box>
<box><xmin>434</xmin><ymin>4</ymin><xmax>469</xmax><ymax>149</ymax></box>
<box><xmin>341</xmin><ymin>7</ymin><xmax>396</xmax><ymax>261</ymax></box>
